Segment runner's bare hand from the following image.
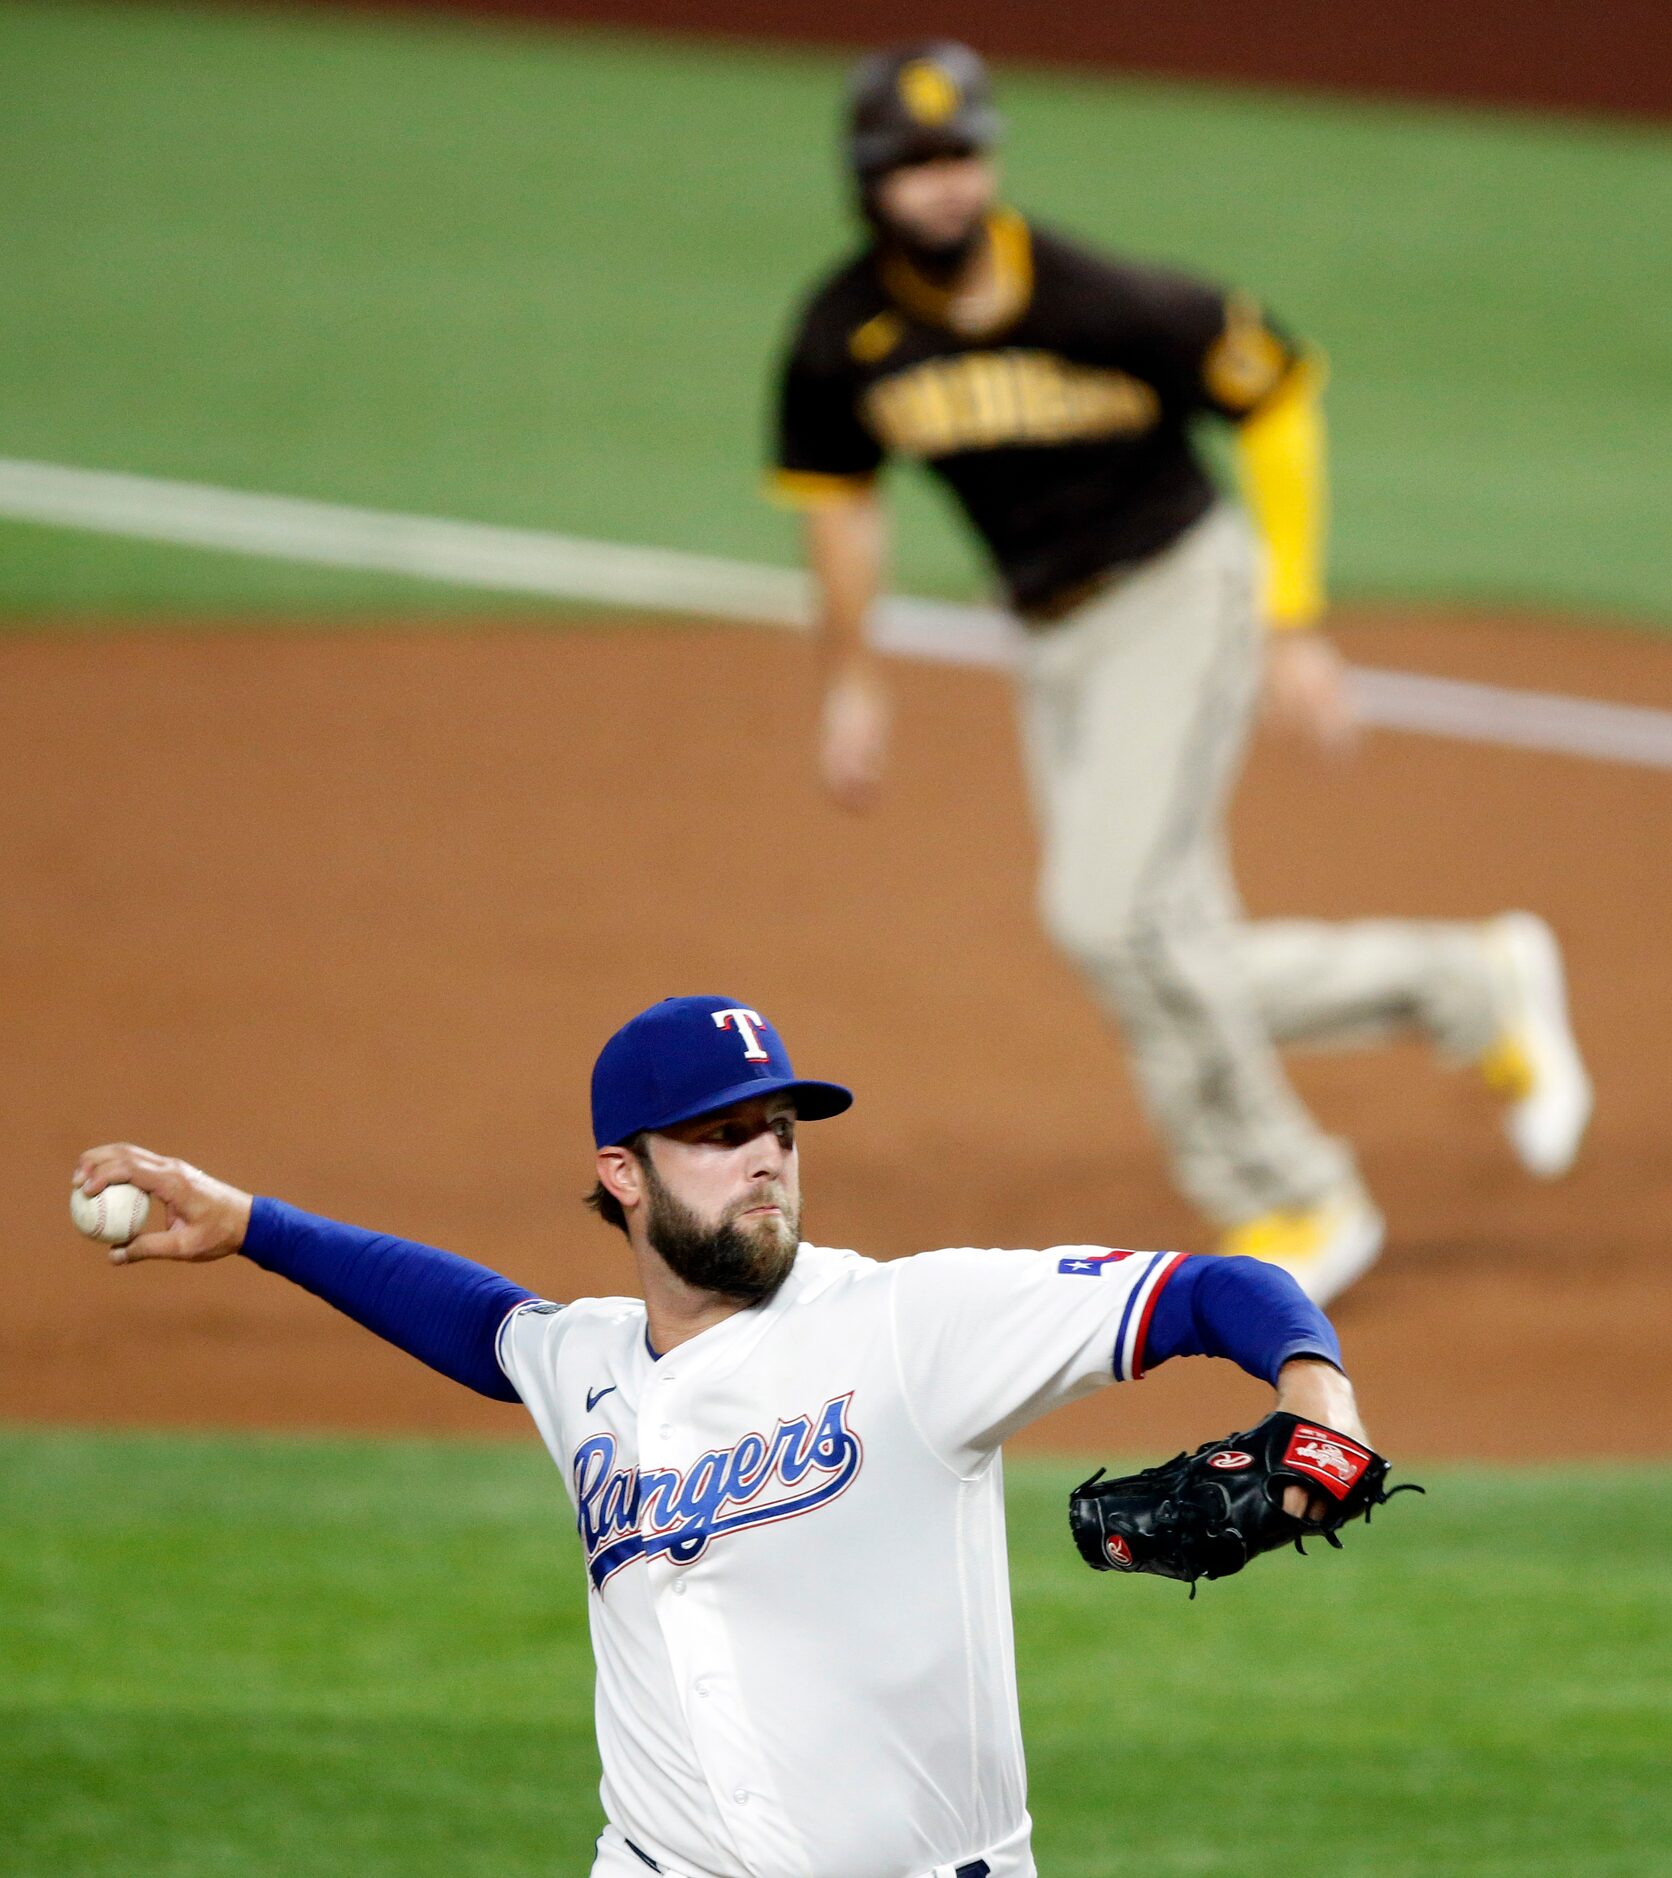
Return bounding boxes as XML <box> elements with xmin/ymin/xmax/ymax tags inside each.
<box><xmin>820</xmin><ymin>663</ymin><xmax>893</xmax><ymax>811</ymax></box>
<box><xmin>73</xmin><ymin>1144</ymin><xmax>252</xmax><ymax>1266</ymax></box>
<box><xmin>1262</xmin><ymin>630</ymin><xmax>1359</xmax><ymax>753</ymax></box>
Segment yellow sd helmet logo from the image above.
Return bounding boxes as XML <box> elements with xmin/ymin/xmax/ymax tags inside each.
<box><xmin>898</xmin><ymin>60</ymin><xmax>961</xmax><ymax>126</ymax></box>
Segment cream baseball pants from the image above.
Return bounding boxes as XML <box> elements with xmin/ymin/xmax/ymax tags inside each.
<box><xmin>1017</xmin><ymin>503</ymin><xmax>1501</xmax><ymax>1226</ymax></box>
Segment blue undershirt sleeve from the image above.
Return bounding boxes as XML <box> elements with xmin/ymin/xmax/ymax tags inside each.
<box><xmin>1140</xmin><ymin>1254</ymin><xmax>1341</xmax><ymax>1387</ymax></box>
<box><xmin>240</xmin><ymin>1197</ymin><xmax>534</xmax><ymax>1402</ymax></box>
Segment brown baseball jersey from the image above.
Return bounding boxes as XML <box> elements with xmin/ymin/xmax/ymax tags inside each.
<box><xmin>770</xmin><ymin>208</ymin><xmax>1301</xmax><ymax>616</ymax></box>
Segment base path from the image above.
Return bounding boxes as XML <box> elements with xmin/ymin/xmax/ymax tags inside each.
<box><xmin>4</xmin><ymin>612</ymin><xmax>1669</xmax><ymax>1459</ymax></box>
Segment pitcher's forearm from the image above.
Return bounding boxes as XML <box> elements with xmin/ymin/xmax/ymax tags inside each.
<box><xmin>242</xmin><ymin>1200</ymin><xmax>533</xmax><ymax>1402</ymax></box>
<box><xmin>1141</xmin><ymin>1253</ymin><xmax>1342</xmax><ymax>1384</ymax></box>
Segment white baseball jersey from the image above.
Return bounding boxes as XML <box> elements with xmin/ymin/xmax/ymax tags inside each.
<box><xmin>497</xmin><ymin>1238</ymin><xmax>1183</xmax><ymax>1878</ymax></box>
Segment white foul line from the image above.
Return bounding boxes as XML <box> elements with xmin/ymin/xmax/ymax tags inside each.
<box><xmin>3</xmin><ymin>454</ymin><xmax>1670</xmax><ymax>773</ymax></box>
<box><xmin>0</xmin><ymin>456</ymin><xmax>810</xmax><ymax>624</ymax></box>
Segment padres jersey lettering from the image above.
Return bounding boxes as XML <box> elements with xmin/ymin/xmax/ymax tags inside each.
<box><xmin>863</xmin><ymin>350</ymin><xmax>1162</xmax><ymax>456</ymax></box>
<box><xmin>771</xmin><ymin>210</ymin><xmax>1300</xmax><ymax>616</ymax></box>
<box><xmin>498</xmin><ymin>1239</ymin><xmax>1182</xmax><ymax>1877</ymax></box>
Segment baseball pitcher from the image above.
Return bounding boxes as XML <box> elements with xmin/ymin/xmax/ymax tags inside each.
<box><xmin>75</xmin><ymin>995</ymin><xmax>1414</xmax><ymax>1877</ymax></box>
<box><xmin>767</xmin><ymin>43</ymin><xmax>1592</xmax><ymax>1303</ymax></box>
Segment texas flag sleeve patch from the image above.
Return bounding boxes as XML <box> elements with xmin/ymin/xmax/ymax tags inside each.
<box><xmin>1057</xmin><ymin>1250</ymin><xmax>1136</xmax><ymax>1276</ymax></box>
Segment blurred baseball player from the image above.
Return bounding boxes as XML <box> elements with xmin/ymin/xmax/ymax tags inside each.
<box><xmin>767</xmin><ymin>42</ymin><xmax>1592</xmax><ymax>1304</ymax></box>
<box><xmin>78</xmin><ymin>994</ymin><xmax>1387</xmax><ymax>1878</ymax></box>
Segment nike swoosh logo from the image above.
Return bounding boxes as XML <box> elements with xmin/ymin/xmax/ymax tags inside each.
<box><xmin>586</xmin><ymin>1385</ymin><xmax>618</xmax><ymax>1413</ymax></box>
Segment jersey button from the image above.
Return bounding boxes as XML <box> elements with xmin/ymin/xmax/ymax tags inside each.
<box><xmin>671</xmin><ymin>1580</ymin><xmax>688</xmax><ymax>1597</ymax></box>
<box><xmin>659</xmin><ymin>1424</ymin><xmax>673</xmax><ymax>1439</ymax></box>
<box><xmin>732</xmin><ymin>1789</ymin><xmax>749</xmax><ymax>1806</ymax></box>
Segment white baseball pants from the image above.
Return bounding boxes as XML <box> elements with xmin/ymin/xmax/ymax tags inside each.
<box><xmin>1017</xmin><ymin>502</ymin><xmax>1502</xmax><ymax>1226</ymax></box>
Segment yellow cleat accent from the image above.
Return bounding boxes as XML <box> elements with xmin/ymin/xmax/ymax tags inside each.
<box><xmin>1478</xmin><ymin>1034</ymin><xmax>1536</xmax><ymax>1101</ymax></box>
<box><xmin>1221</xmin><ymin>1208</ymin><xmax>1327</xmax><ymax>1262</ymax></box>
<box><xmin>1479</xmin><ymin>913</ymin><xmax>1593</xmax><ymax>1178</ymax></box>
<box><xmin>1217</xmin><ymin>1193</ymin><xmax>1385</xmax><ymax>1306</ymax></box>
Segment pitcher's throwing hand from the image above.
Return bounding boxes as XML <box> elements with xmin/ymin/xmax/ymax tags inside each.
<box><xmin>74</xmin><ymin>1145</ymin><xmax>251</xmax><ymax>1265</ymax></box>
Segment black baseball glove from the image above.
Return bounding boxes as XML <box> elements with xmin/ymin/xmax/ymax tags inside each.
<box><xmin>1069</xmin><ymin>1411</ymin><xmax>1421</xmax><ymax>1594</ymax></box>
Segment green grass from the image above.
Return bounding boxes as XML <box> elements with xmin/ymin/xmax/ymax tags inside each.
<box><xmin>1</xmin><ymin>1</ymin><xmax>1668</xmax><ymax>624</ymax></box>
<box><xmin>2</xmin><ymin>1427</ymin><xmax>1667</xmax><ymax>1874</ymax></box>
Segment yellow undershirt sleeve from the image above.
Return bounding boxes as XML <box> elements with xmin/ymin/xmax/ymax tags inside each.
<box><xmin>1234</xmin><ymin>356</ymin><xmax>1328</xmax><ymax>629</ymax></box>
<box><xmin>764</xmin><ymin>468</ymin><xmax>878</xmax><ymax>510</ymax></box>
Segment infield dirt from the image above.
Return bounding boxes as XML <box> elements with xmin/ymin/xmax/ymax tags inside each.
<box><xmin>4</xmin><ymin>613</ymin><xmax>1668</xmax><ymax>1459</ymax></box>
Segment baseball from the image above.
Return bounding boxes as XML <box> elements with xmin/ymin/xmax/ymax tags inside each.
<box><xmin>70</xmin><ymin>1181</ymin><xmax>151</xmax><ymax>1247</ymax></box>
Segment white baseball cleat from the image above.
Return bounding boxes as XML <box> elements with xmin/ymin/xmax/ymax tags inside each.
<box><xmin>1218</xmin><ymin>1190</ymin><xmax>1386</xmax><ymax>1308</ymax></box>
<box><xmin>1479</xmin><ymin>912</ymin><xmax>1593</xmax><ymax>1178</ymax></box>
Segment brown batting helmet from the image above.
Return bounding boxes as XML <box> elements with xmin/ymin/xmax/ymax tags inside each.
<box><xmin>845</xmin><ymin>42</ymin><xmax>1003</xmax><ymax>182</ymax></box>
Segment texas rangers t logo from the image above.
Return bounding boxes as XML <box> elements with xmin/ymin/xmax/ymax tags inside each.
<box><xmin>713</xmin><ymin>1006</ymin><xmax>770</xmax><ymax>1061</ymax></box>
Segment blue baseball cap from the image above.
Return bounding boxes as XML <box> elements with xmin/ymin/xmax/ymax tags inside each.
<box><xmin>591</xmin><ymin>996</ymin><xmax>854</xmax><ymax>1148</ymax></box>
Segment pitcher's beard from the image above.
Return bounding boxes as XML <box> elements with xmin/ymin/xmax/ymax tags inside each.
<box><xmin>643</xmin><ymin>1160</ymin><xmax>800</xmax><ymax>1307</ymax></box>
